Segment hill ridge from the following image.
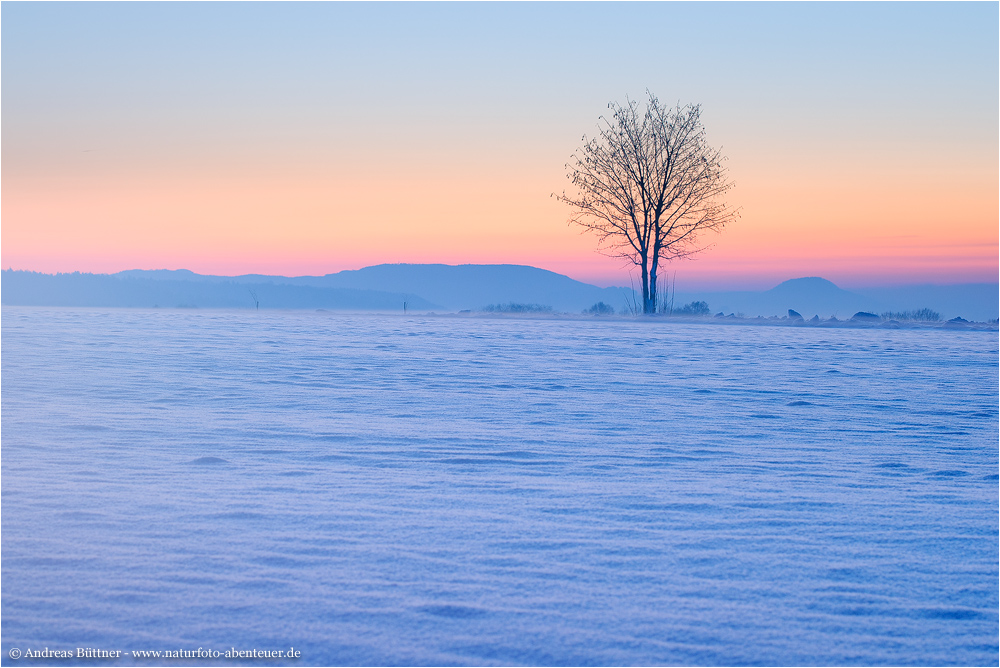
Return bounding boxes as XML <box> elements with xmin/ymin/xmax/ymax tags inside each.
<box><xmin>3</xmin><ymin>266</ymin><xmax>996</xmax><ymax>320</ymax></box>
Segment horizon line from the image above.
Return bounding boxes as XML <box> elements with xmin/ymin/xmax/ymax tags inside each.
<box><xmin>3</xmin><ymin>265</ymin><xmax>997</xmax><ymax>292</ymax></box>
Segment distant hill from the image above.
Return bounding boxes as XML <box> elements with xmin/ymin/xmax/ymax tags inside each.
<box><xmin>84</xmin><ymin>264</ymin><xmax>636</xmax><ymax>313</ymax></box>
<box><xmin>672</xmin><ymin>277</ymin><xmax>871</xmax><ymax>319</ymax></box>
<box><xmin>673</xmin><ymin>277</ymin><xmax>998</xmax><ymax>321</ymax></box>
<box><xmin>293</xmin><ymin>264</ymin><xmax>635</xmax><ymax>312</ymax></box>
<box><xmin>1</xmin><ymin>265</ymin><xmax>634</xmax><ymax>313</ymax></box>
<box><xmin>0</xmin><ymin>270</ymin><xmax>439</xmax><ymax>311</ymax></box>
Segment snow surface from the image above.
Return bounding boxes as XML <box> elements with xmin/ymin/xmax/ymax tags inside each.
<box><xmin>2</xmin><ymin>307</ymin><xmax>997</xmax><ymax>666</ymax></box>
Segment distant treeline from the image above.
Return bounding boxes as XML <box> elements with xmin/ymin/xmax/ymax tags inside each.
<box><xmin>481</xmin><ymin>303</ymin><xmax>553</xmax><ymax>314</ymax></box>
<box><xmin>880</xmin><ymin>308</ymin><xmax>940</xmax><ymax>322</ymax></box>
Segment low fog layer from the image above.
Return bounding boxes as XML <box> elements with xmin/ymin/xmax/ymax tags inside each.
<box><xmin>3</xmin><ymin>266</ymin><xmax>996</xmax><ymax>321</ymax></box>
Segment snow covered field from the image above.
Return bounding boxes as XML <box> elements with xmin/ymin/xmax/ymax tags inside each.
<box><xmin>2</xmin><ymin>307</ymin><xmax>997</xmax><ymax>666</ymax></box>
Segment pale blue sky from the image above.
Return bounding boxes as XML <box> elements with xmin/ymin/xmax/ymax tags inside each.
<box><xmin>6</xmin><ymin>2</ymin><xmax>995</xmax><ymax>140</ymax></box>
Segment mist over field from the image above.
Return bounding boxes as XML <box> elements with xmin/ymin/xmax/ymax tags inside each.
<box><xmin>4</xmin><ymin>266</ymin><xmax>997</xmax><ymax>322</ymax></box>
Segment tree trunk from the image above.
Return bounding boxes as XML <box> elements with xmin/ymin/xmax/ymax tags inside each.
<box><xmin>649</xmin><ymin>252</ymin><xmax>660</xmax><ymax>314</ymax></box>
<box><xmin>647</xmin><ymin>237</ymin><xmax>661</xmax><ymax>314</ymax></box>
<box><xmin>640</xmin><ymin>256</ymin><xmax>651</xmax><ymax>314</ymax></box>
<box><xmin>647</xmin><ymin>270</ymin><xmax>657</xmax><ymax>313</ymax></box>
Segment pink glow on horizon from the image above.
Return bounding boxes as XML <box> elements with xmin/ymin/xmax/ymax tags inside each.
<box><xmin>4</xmin><ymin>248</ymin><xmax>996</xmax><ymax>292</ymax></box>
<box><xmin>3</xmin><ymin>131</ymin><xmax>996</xmax><ymax>290</ymax></box>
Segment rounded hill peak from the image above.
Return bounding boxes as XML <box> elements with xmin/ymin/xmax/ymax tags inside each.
<box><xmin>768</xmin><ymin>277</ymin><xmax>843</xmax><ymax>293</ymax></box>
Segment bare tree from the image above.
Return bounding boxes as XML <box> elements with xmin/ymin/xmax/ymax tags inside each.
<box><xmin>557</xmin><ymin>92</ymin><xmax>737</xmax><ymax>314</ymax></box>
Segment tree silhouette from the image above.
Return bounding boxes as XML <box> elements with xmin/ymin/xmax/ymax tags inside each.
<box><xmin>558</xmin><ymin>92</ymin><xmax>737</xmax><ymax>313</ymax></box>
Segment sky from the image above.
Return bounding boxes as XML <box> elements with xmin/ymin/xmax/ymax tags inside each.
<box><xmin>2</xmin><ymin>2</ymin><xmax>997</xmax><ymax>290</ymax></box>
